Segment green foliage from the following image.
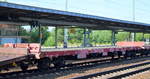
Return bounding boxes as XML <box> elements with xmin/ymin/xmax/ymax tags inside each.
<box><xmin>43</xmin><ymin>36</ymin><xmax>55</xmax><ymax>46</ymax></box>
<box><xmin>135</xmin><ymin>33</ymin><xmax>143</xmax><ymax>41</ymax></box>
<box><xmin>43</xmin><ymin>28</ymin><xmax>55</xmax><ymax>46</ymax></box>
<box><xmin>41</xmin><ymin>27</ymin><xmax>50</xmax><ymax>44</ymax></box>
<box><xmin>27</xmin><ymin>27</ymin><xmax>49</xmax><ymax>44</ymax></box>
<box><xmin>18</xmin><ymin>27</ymin><xmax>30</xmax><ymax>43</ymax></box>
<box><xmin>19</xmin><ymin>27</ymin><xmax>29</xmax><ymax>36</ymax></box>
<box><xmin>57</xmin><ymin>29</ymin><xmax>64</xmax><ymax>43</ymax></box>
<box><xmin>116</xmin><ymin>32</ymin><xmax>130</xmax><ymax>41</ymax></box>
<box><xmin>68</xmin><ymin>28</ymin><xmax>83</xmax><ymax>44</ymax></box>
<box><xmin>144</xmin><ymin>34</ymin><xmax>150</xmax><ymax>39</ymax></box>
<box><xmin>90</xmin><ymin>30</ymin><xmax>112</xmax><ymax>44</ymax></box>
<box><xmin>20</xmin><ymin>26</ymin><xmax>150</xmax><ymax>47</ymax></box>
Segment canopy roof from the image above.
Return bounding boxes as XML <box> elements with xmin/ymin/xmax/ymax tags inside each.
<box><xmin>0</xmin><ymin>2</ymin><xmax>149</xmax><ymax>32</ymax></box>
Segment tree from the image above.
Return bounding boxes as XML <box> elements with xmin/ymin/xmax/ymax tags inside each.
<box><xmin>44</xmin><ymin>36</ymin><xmax>55</xmax><ymax>46</ymax></box>
<box><xmin>29</xmin><ymin>27</ymin><xmax>49</xmax><ymax>44</ymax></box>
<box><xmin>116</xmin><ymin>32</ymin><xmax>130</xmax><ymax>41</ymax></box>
<box><xmin>68</xmin><ymin>28</ymin><xmax>83</xmax><ymax>44</ymax></box>
<box><xmin>90</xmin><ymin>30</ymin><xmax>112</xmax><ymax>44</ymax></box>
<box><xmin>135</xmin><ymin>33</ymin><xmax>143</xmax><ymax>41</ymax></box>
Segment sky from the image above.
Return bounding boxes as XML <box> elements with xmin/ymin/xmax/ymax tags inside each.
<box><xmin>6</xmin><ymin>0</ymin><xmax>150</xmax><ymax>28</ymax></box>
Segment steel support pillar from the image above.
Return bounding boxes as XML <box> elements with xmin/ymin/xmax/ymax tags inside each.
<box><xmin>129</xmin><ymin>32</ymin><xmax>131</xmax><ymax>41</ymax></box>
<box><xmin>30</xmin><ymin>21</ymin><xmax>42</xmax><ymax>51</ymax></box>
<box><xmin>112</xmin><ymin>30</ymin><xmax>116</xmax><ymax>46</ymax></box>
<box><xmin>83</xmin><ymin>28</ymin><xmax>87</xmax><ymax>47</ymax></box>
<box><xmin>142</xmin><ymin>33</ymin><xmax>145</xmax><ymax>41</ymax></box>
<box><xmin>55</xmin><ymin>26</ymin><xmax>58</xmax><ymax>48</ymax></box>
<box><xmin>63</xmin><ymin>27</ymin><xmax>68</xmax><ymax>48</ymax></box>
<box><xmin>38</xmin><ymin>24</ymin><xmax>42</xmax><ymax>50</ymax></box>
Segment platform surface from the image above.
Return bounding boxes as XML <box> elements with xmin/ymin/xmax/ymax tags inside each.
<box><xmin>0</xmin><ymin>48</ymin><xmax>28</xmax><ymax>66</ymax></box>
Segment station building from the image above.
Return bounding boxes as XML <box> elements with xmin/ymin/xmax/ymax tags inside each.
<box><xmin>0</xmin><ymin>24</ymin><xmax>21</xmax><ymax>45</ymax></box>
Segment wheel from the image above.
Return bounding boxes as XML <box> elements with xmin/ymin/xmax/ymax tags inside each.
<box><xmin>20</xmin><ymin>62</ymin><xmax>29</xmax><ymax>71</ymax></box>
<box><xmin>118</xmin><ymin>51</ymin><xmax>123</xmax><ymax>58</ymax></box>
<box><xmin>131</xmin><ymin>50</ymin><xmax>136</xmax><ymax>58</ymax></box>
<box><xmin>54</xmin><ymin>61</ymin><xmax>66</xmax><ymax>67</ymax></box>
<box><xmin>124</xmin><ymin>51</ymin><xmax>130</xmax><ymax>59</ymax></box>
<box><xmin>37</xmin><ymin>57</ymin><xmax>50</xmax><ymax>71</ymax></box>
<box><xmin>111</xmin><ymin>52</ymin><xmax>115</xmax><ymax>60</ymax></box>
<box><xmin>53</xmin><ymin>57</ymin><xmax>66</xmax><ymax>67</ymax></box>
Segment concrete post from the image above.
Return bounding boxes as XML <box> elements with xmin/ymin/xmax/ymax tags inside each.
<box><xmin>131</xmin><ymin>32</ymin><xmax>136</xmax><ymax>42</ymax></box>
<box><xmin>63</xmin><ymin>27</ymin><xmax>68</xmax><ymax>48</ymax></box>
<box><xmin>112</xmin><ymin>30</ymin><xmax>116</xmax><ymax>46</ymax></box>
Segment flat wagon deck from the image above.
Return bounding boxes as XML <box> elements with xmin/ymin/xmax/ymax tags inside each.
<box><xmin>0</xmin><ymin>54</ymin><xmax>29</xmax><ymax>66</ymax></box>
<box><xmin>0</xmin><ymin>43</ymin><xmax>38</xmax><ymax>71</ymax></box>
<box><xmin>41</xmin><ymin>45</ymin><xmax>143</xmax><ymax>59</ymax></box>
<box><xmin>0</xmin><ymin>42</ymin><xmax>150</xmax><ymax>71</ymax></box>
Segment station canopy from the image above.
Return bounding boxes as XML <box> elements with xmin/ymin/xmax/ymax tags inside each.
<box><xmin>0</xmin><ymin>2</ymin><xmax>150</xmax><ymax>33</ymax></box>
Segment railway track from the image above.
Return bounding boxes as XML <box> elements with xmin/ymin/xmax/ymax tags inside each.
<box><xmin>0</xmin><ymin>57</ymin><xmax>112</xmax><ymax>79</ymax></box>
<box><xmin>72</xmin><ymin>61</ymin><xmax>150</xmax><ymax>79</ymax></box>
<box><xmin>124</xmin><ymin>70</ymin><xmax>150</xmax><ymax>79</ymax></box>
<box><xmin>0</xmin><ymin>56</ymin><xmax>150</xmax><ymax>79</ymax></box>
<box><xmin>109</xmin><ymin>67</ymin><xmax>150</xmax><ymax>79</ymax></box>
